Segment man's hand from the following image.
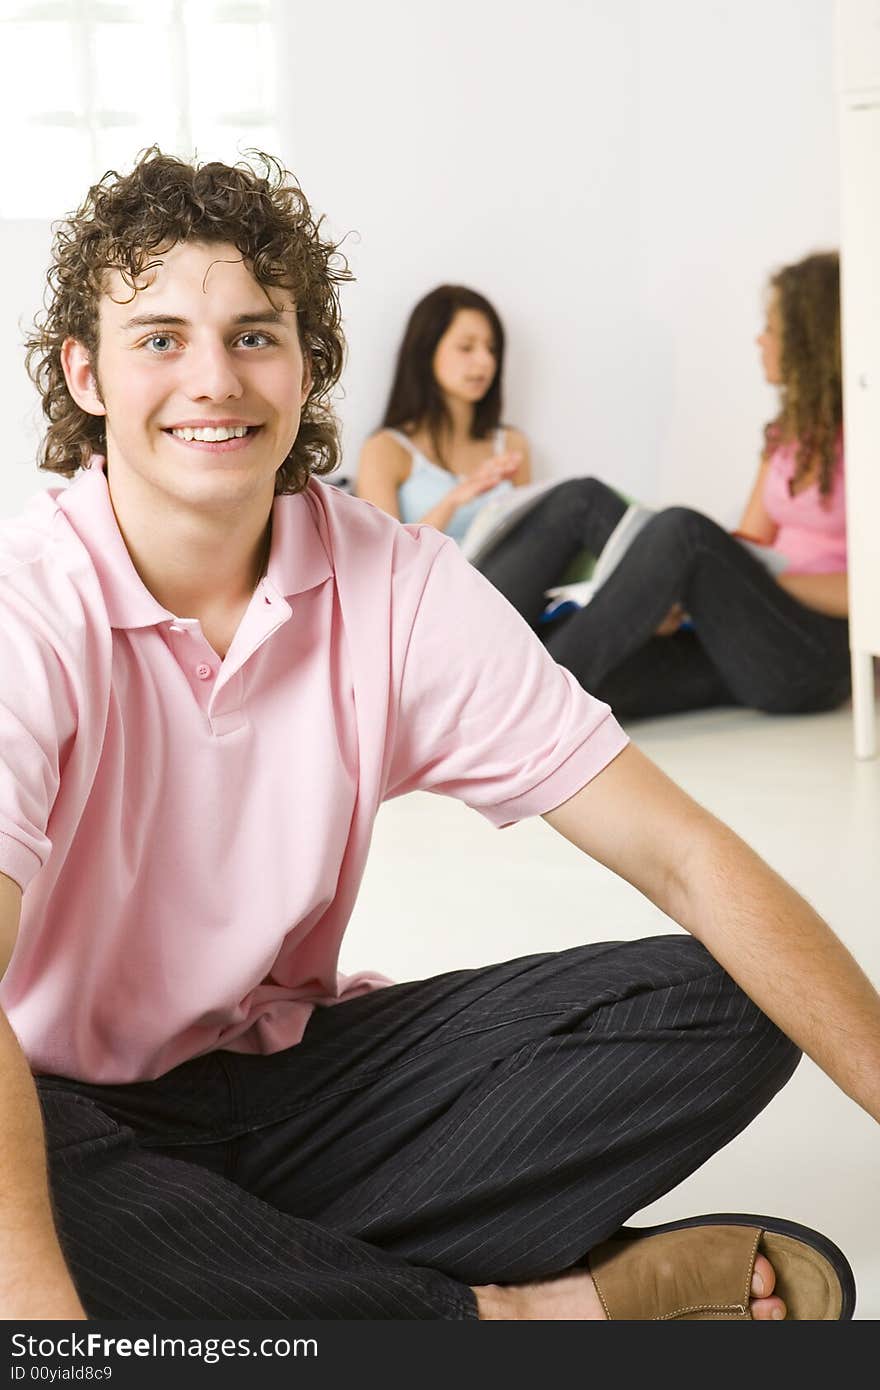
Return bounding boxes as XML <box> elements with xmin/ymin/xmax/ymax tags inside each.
<box><xmin>1</xmin><ymin>875</ymin><xmax>87</xmax><ymax>1319</ymax></box>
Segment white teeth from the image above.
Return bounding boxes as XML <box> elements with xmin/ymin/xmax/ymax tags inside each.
<box><xmin>170</xmin><ymin>425</ymin><xmax>250</xmax><ymax>442</ymax></box>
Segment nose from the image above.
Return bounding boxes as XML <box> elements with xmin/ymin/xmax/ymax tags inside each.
<box><xmin>182</xmin><ymin>340</ymin><xmax>244</xmax><ymax>402</ymax></box>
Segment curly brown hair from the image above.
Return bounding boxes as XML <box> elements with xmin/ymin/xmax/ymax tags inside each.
<box><xmin>763</xmin><ymin>250</ymin><xmax>841</xmax><ymax>497</ymax></box>
<box><xmin>24</xmin><ymin>146</ymin><xmax>352</xmax><ymax>494</ymax></box>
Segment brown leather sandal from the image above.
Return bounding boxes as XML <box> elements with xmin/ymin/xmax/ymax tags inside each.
<box><xmin>588</xmin><ymin>1213</ymin><xmax>856</xmax><ymax>1320</ymax></box>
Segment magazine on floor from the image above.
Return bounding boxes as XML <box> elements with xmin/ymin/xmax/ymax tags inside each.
<box><xmin>542</xmin><ymin>506</ymin><xmax>789</xmax><ymax>620</ymax></box>
<box><xmin>459</xmin><ymin>479</ymin><xmax>560</xmax><ymax>565</ymax></box>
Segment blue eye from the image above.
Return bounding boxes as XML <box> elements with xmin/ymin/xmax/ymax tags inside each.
<box><xmin>238</xmin><ymin>331</ymin><xmax>274</xmax><ymax>348</ymax></box>
<box><xmin>146</xmin><ymin>334</ymin><xmax>176</xmax><ymax>353</ymax></box>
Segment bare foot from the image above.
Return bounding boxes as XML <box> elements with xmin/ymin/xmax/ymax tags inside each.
<box><xmin>473</xmin><ymin>1252</ymin><xmax>786</xmax><ymax>1320</ymax></box>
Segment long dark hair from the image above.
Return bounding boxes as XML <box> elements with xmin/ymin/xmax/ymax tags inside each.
<box><xmin>380</xmin><ymin>285</ymin><xmax>504</xmax><ymax>468</ymax></box>
<box><xmin>763</xmin><ymin>250</ymin><xmax>841</xmax><ymax>497</ymax></box>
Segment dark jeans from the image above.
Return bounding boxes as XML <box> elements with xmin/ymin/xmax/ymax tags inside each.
<box><xmin>37</xmin><ymin>936</ymin><xmax>800</xmax><ymax>1319</ymax></box>
<box><xmin>477</xmin><ymin>477</ymin><xmax>851</xmax><ymax>720</ymax></box>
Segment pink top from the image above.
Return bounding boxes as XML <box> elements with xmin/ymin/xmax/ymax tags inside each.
<box><xmin>763</xmin><ymin>440</ymin><xmax>847</xmax><ymax>574</ymax></box>
<box><xmin>0</xmin><ymin>460</ymin><xmax>627</xmax><ymax>1083</ymax></box>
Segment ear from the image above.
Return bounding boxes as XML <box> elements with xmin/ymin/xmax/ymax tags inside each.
<box><xmin>61</xmin><ymin>337</ymin><xmax>106</xmax><ymax>417</ymax></box>
<box><xmin>300</xmin><ymin>352</ymin><xmax>313</xmax><ymax>407</ymax></box>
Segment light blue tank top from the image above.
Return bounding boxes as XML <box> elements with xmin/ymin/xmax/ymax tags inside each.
<box><xmin>388</xmin><ymin>428</ymin><xmax>514</xmax><ymax>545</ymax></box>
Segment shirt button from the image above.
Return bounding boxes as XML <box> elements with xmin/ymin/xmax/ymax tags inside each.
<box><xmin>196</xmin><ymin>663</ymin><xmax>213</xmax><ymax>681</ymax></box>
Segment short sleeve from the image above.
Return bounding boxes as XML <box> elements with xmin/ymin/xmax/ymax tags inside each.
<box><xmin>385</xmin><ymin>538</ymin><xmax>628</xmax><ymax>826</ymax></box>
<box><xmin>0</xmin><ymin>596</ymin><xmax>75</xmax><ymax>890</ymax></box>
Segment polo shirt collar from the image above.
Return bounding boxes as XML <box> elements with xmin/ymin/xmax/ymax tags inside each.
<box><xmin>57</xmin><ymin>456</ymin><xmax>333</xmax><ymax>630</ymax></box>
<box><xmin>265</xmin><ymin>478</ymin><xmax>334</xmax><ymax>603</ymax></box>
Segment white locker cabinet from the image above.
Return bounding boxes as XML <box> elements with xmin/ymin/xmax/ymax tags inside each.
<box><xmin>837</xmin><ymin>0</ymin><xmax>880</xmax><ymax>757</ymax></box>
<box><xmin>837</xmin><ymin>0</ymin><xmax>880</xmax><ymax>93</ymax></box>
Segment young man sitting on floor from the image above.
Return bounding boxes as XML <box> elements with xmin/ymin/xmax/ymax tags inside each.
<box><xmin>0</xmin><ymin>148</ymin><xmax>877</xmax><ymax>1321</ymax></box>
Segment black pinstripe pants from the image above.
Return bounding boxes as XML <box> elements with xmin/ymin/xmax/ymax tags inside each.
<box><xmin>37</xmin><ymin>935</ymin><xmax>800</xmax><ymax>1319</ymax></box>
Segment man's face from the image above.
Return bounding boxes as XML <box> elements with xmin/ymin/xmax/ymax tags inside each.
<box><xmin>63</xmin><ymin>240</ymin><xmax>310</xmax><ymax>514</ymax></box>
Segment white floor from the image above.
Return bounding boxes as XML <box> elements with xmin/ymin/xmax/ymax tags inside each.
<box><xmin>339</xmin><ymin>700</ymin><xmax>880</xmax><ymax>1319</ymax></box>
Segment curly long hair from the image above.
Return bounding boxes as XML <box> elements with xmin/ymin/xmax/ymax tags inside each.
<box><xmin>380</xmin><ymin>285</ymin><xmax>505</xmax><ymax>469</ymax></box>
<box><xmin>764</xmin><ymin>250</ymin><xmax>841</xmax><ymax>497</ymax></box>
<box><xmin>24</xmin><ymin>147</ymin><xmax>352</xmax><ymax>494</ymax></box>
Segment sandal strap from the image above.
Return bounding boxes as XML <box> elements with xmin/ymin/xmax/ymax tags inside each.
<box><xmin>589</xmin><ymin>1224</ymin><xmax>762</xmax><ymax>1320</ymax></box>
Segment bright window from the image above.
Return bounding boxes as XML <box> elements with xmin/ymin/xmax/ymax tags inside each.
<box><xmin>0</xmin><ymin>0</ymin><xmax>280</xmax><ymax>218</ymax></box>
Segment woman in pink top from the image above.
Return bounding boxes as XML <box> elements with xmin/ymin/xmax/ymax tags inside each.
<box><xmin>363</xmin><ymin>254</ymin><xmax>848</xmax><ymax>720</ymax></box>
<box><xmin>540</xmin><ymin>251</ymin><xmax>849</xmax><ymax>719</ymax></box>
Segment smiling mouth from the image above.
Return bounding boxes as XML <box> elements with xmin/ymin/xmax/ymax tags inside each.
<box><xmin>165</xmin><ymin>424</ymin><xmax>259</xmax><ymax>441</ymax></box>
<box><xmin>162</xmin><ymin>424</ymin><xmax>263</xmax><ymax>452</ymax></box>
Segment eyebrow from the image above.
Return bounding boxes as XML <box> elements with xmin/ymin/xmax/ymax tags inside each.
<box><xmin>120</xmin><ymin>310</ymin><xmax>290</xmax><ymax>332</ymax></box>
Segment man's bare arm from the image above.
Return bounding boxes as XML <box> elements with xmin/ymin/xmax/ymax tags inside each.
<box><xmin>0</xmin><ymin>872</ymin><xmax>86</xmax><ymax>1318</ymax></box>
<box><xmin>543</xmin><ymin>744</ymin><xmax>880</xmax><ymax>1124</ymax></box>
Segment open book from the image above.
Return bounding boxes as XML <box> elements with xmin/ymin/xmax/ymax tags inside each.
<box><xmin>458</xmin><ymin>480</ymin><xmax>561</xmax><ymax>564</ymax></box>
<box><xmin>542</xmin><ymin>505</ymin><xmax>789</xmax><ymax>620</ymax></box>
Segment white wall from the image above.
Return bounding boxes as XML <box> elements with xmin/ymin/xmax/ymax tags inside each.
<box><xmin>1</xmin><ymin>0</ymin><xmax>839</xmax><ymax>523</ymax></box>
<box><xmin>276</xmin><ymin>0</ymin><xmax>644</xmax><ymax>493</ymax></box>
<box><xmin>2</xmin><ymin>221</ymin><xmax>57</xmax><ymax>516</ymax></box>
<box><xmin>637</xmin><ymin>0</ymin><xmax>840</xmax><ymax>520</ymax></box>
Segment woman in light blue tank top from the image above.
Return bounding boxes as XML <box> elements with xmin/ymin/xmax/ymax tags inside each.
<box><xmin>356</xmin><ymin>283</ymin><xmax>621</xmax><ymax>597</ymax></box>
<box><xmin>359</xmin><ymin>286</ymin><xmax>529</xmax><ymax>541</ymax></box>
<box><xmin>389</xmin><ymin>424</ymin><xmax>513</xmax><ymax>545</ymax></box>
<box><xmin>356</xmin><ymin>283</ymin><xmax>625</xmax><ymax>610</ymax></box>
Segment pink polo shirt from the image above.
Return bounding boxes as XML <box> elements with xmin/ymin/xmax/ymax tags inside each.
<box><xmin>0</xmin><ymin>460</ymin><xmax>627</xmax><ymax>1083</ymax></box>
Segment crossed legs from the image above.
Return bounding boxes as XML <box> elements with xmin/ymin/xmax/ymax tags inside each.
<box><xmin>40</xmin><ymin>937</ymin><xmax>800</xmax><ymax>1318</ymax></box>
